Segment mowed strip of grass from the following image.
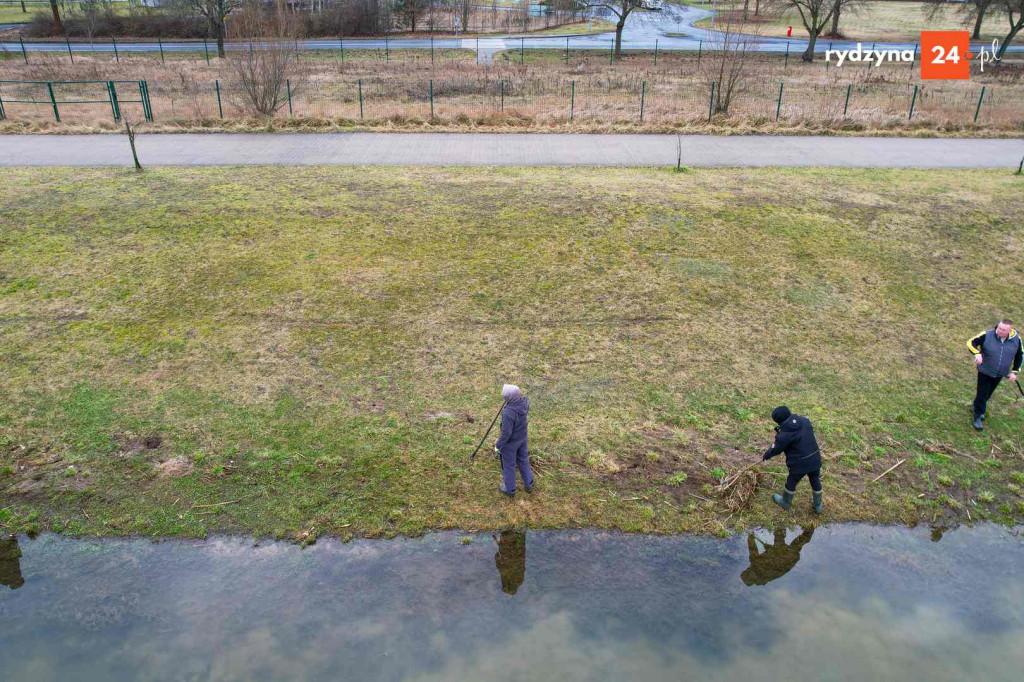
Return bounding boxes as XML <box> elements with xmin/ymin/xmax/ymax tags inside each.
<box><xmin>1</xmin><ymin>166</ymin><xmax>1023</xmax><ymax>541</ymax></box>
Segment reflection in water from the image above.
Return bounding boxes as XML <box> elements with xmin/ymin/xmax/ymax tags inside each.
<box><xmin>741</xmin><ymin>528</ymin><xmax>813</xmax><ymax>586</ymax></box>
<box><xmin>0</xmin><ymin>536</ymin><xmax>24</xmax><ymax>590</ymax></box>
<box><xmin>2</xmin><ymin>525</ymin><xmax>1024</xmax><ymax>681</ymax></box>
<box><xmin>494</xmin><ymin>531</ymin><xmax>526</xmax><ymax>595</ymax></box>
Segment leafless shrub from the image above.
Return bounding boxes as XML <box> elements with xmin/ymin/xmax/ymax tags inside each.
<box><xmin>224</xmin><ymin>2</ymin><xmax>309</xmax><ymax>117</ymax></box>
<box><xmin>700</xmin><ymin>11</ymin><xmax>762</xmax><ymax>114</ymax></box>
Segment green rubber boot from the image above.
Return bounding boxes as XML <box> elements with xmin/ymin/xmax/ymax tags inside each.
<box><xmin>772</xmin><ymin>488</ymin><xmax>795</xmax><ymax>511</ymax></box>
<box><xmin>812</xmin><ymin>490</ymin><xmax>823</xmax><ymax>514</ymax></box>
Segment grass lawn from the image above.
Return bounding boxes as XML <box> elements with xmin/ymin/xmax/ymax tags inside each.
<box><xmin>0</xmin><ymin>4</ymin><xmax>35</xmax><ymax>23</ymax></box>
<box><xmin>698</xmin><ymin>0</ymin><xmax>1008</xmax><ymax>43</ymax></box>
<box><xmin>2</xmin><ymin>166</ymin><xmax>1024</xmax><ymax>542</ymax></box>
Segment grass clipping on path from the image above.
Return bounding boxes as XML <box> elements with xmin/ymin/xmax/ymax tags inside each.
<box><xmin>2</xmin><ymin>166</ymin><xmax>1024</xmax><ymax>540</ymax></box>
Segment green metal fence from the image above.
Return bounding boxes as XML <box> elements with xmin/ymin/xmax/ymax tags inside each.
<box><xmin>0</xmin><ymin>80</ymin><xmax>152</xmax><ymax>122</ymax></box>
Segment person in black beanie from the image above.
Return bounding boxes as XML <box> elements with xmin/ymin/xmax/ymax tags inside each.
<box><xmin>763</xmin><ymin>406</ymin><xmax>823</xmax><ymax>513</ymax></box>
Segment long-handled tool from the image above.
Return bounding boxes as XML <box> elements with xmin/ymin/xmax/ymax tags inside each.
<box><xmin>470</xmin><ymin>400</ymin><xmax>506</xmax><ymax>461</ymax></box>
<box><xmin>1016</xmin><ymin>379</ymin><xmax>1024</xmax><ymax>400</ymax></box>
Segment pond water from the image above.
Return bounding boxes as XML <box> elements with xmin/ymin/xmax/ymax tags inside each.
<box><xmin>2</xmin><ymin>524</ymin><xmax>1023</xmax><ymax>681</ymax></box>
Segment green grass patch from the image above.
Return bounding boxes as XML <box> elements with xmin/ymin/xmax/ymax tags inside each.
<box><xmin>2</xmin><ymin>166</ymin><xmax>1024</xmax><ymax>539</ymax></box>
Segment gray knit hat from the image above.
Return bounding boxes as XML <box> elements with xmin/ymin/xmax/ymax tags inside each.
<box><xmin>501</xmin><ymin>384</ymin><xmax>522</xmax><ymax>401</ymax></box>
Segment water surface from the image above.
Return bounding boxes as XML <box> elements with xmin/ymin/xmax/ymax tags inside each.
<box><xmin>2</xmin><ymin>524</ymin><xmax>1023</xmax><ymax>681</ymax></box>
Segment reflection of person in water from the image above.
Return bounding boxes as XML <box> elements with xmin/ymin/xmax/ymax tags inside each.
<box><xmin>740</xmin><ymin>528</ymin><xmax>813</xmax><ymax>586</ymax></box>
<box><xmin>0</xmin><ymin>535</ymin><xmax>25</xmax><ymax>590</ymax></box>
<box><xmin>494</xmin><ymin>530</ymin><xmax>526</xmax><ymax>595</ymax></box>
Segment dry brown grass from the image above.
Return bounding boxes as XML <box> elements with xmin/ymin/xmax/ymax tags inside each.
<box><xmin>2</xmin><ymin>48</ymin><xmax>1022</xmax><ymax>133</ymax></box>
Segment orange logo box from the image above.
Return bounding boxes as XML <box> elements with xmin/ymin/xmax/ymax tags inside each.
<box><xmin>921</xmin><ymin>31</ymin><xmax>971</xmax><ymax>80</ymax></box>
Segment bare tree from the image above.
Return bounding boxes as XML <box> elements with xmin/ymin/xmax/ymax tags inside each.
<box><xmin>49</xmin><ymin>0</ymin><xmax>64</xmax><ymax>34</ymax></box>
<box><xmin>785</xmin><ymin>0</ymin><xmax>836</xmax><ymax>61</ymax></box>
<box><xmin>585</xmin><ymin>0</ymin><xmax>661</xmax><ymax>59</ymax></box>
<box><xmin>396</xmin><ymin>0</ymin><xmax>431</xmax><ymax>31</ymax></box>
<box><xmin>186</xmin><ymin>0</ymin><xmax>241</xmax><ymax>58</ymax></box>
<box><xmin>700</xmin><ymin>11</ymin><xmax>761</xmax><ymax>114</ymax></box>
<box><xmin>123</xmin><ymin>114</ymin><xmax>142</xmax><ymax>172</ymax></box>
<box><xmin>925</xmin><ymin>0</ymin><xmax>994</xmax><ymax>41</ymax></box>
<box><xmin>826</xmin><ymin>0</ymin><xmax>864</xmax><ymax>38</ymax></box>
<box><xmin>225</xmin><ymin>2</ymin><xmax>308</xmax><ymax>116</ymax></box>
<box><xmin>994</xmin><ymin>0</ymin><xmax>1024</xmax><ymax>58</ymax></box>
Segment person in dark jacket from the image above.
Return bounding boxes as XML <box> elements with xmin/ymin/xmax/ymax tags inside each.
<box><xmin>740</xmin><ymin>527</ymin><xmax>814</xmax><ymax>586</ymax></box>
<box><xmin>763</xmin><ymin>406</ymin><xmax>823</xmax><ymax>513</ymax></box>
<box><xmin>494</xmin><ymin>384</ymin><xmax>534</xmax><ymax>496</ymax></box>
<box><xmin>967</xmin><ymin>320</ymin><xmax>1022</xmax><ymax>430</ymax></box>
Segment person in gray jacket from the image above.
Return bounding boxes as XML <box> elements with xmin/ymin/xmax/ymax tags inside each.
<box><xmin>494</xmin><ymin>384</ymin><xmax>534</xmax><ymax>496</ymax></box>
<box><xmin>967</xmin><ymin>320</ymin><xmax>1022</xmax><ymax>430</ymax></box>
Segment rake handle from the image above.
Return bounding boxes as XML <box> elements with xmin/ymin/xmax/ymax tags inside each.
<box><xmin>470</xmin><ymin>400</ymin><xmax>507</xmax><ymax>461</ymax></box>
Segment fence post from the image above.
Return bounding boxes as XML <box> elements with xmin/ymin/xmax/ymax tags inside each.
<box><xmin>570</xmin><ymin>80</ymin><xmax>575</xmax><ymax>121</ymax></box>
<box><xmin>66</xmin><ymin>36</ymin><xmax>73</xmax><ymax>63</ymax></box>
<box><xmin>565</xmin><ymin>36</ymin><xmax>569</xmax><ymax>63</ymax></box>
<box><xmin>775</xmin><ymin>81</ymin><xmax>784</xmax><ymax>121</ymax></box>
<box><xmin>973</xmin><ymin>85</ymin><xmax>986</xmax><ymax>123</ymax></box>
<box><xmin>0</xmin><ymin>89</ymin><xmax>6</xmax><ymax>121</ymax></box>
<box><xmin>159</xmin><ymin>38</ymin><xmax>165</xmax><ymax>64</ymax></box>
<box><xmin>47</xmin><ymin>82</ymin><xmax>59</xmax><ymax>122</ymax></box>
<box><xmin>521</xmin><ymin>37</ymin><xmax>524</xmax><ymax>65</ymax></box>
<box><xmin>500</xmin><ymin>79</ymin><xmax>504</xmax><ymax>112</ymax></box>
<box><xmin>429</xmin><ymin>79</ymin><xmax>434</xmax><ymax>118</ymax></box>
<box><xmin>20</xmin><ymin>36</ymin><xmax>28</xmax><ymax>64</ymax></box>
<box><xmin>358</xmin><ymin>79</ymin><xmax>363</xmax><ymax>119</ymax></box>
<box><xmin>107</xmin><ymin>81</ymin><xmax>120</xmax><ymax>121</ymax></box>
<box><xmin>141</xmin><ymin>81</ymin><xmax>152</xmax><ymax>121</ymax></box>
<box><xmin>475</xmin><ymin>37</ymin><xmax>479</xmax><ymax>64</ymax></box>
<box><xmin>204</xmin><ymin>39</ymin><xmax>210</xmax><ymax>65</ymax></box>
<box><xmin>910</xmin><ymin>43</ymin><xmax>917</xmax><ymax>70</ymax></box>
<box><xmin>784</xmin><ymin>41</ymin><xmax>789</xmax><ymax>70</ymax></box>
<box><xmin>708</xmin><ymin>81</ymin><xmax>715</xmax><ymax>122</ymax></box>
<box><xmin>843</xmin><ymin>82</ymin><xmax>852</xmax><ymax>117</ymax></box>
<box><xmin>215</xmin><ymin>80</ymin><xmax>223</xmax><ymax>118</ymax></box>
<box><xmin>112</xmin><ymin>36</ymin><xmax>119</xmax><ymax>63</ymax></box>
<box><xmin>697</xmin><ymin>39</ymin><xmax>701</xmax><ymax>69</ymax></box>
<box><xmin>654</xmin><ymin>39</ymin><xmax>658</xmax><ymax>67</ymax></box>
<box><xmin>286</xmin><ymin>79</ymin><xmax>293</xmax><ymax>117</ymax></box>
<box><xmin>386</xmin><ymin>36</ymin><xmax>389</xmax><ymax>62</ymax></box>
<box><xmin>609</xmin><ymin>40</ymin><xmax>614</xmax><ymax>65</ymax></box>
<box><xmin>908</xmin><ymin>84</ymin><xmax>918</xmax><ymax>120</ymax></box>
<box><xmin>639</xmin><ymin>80</ymin><xmax>646</xmax><ymax>122</ymax></box>
<box><xmin>430</xmin><ymin>36</ymin><xmax>433</xmax><ymax>65</ymax></box>
<box><xmin>340</xmin><ymin>37</ymin><xmax>345</xmax><ymax>64</ymax></box>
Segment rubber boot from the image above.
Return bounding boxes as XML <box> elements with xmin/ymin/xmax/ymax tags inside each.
<box><xmin>812</xmin><ymin>490</ymin><xmax>823</xmax><ymax>514</ymax></box>
<box><xmin>772</xmin><ymin>488</ymin><xmax>795</xmax><ymax>511</ymax></box>
<box><xmin>499</xmin><ymin>481</ymin><xmax>514</xmax><ymax>497</ymax></box>
<box><xmin>973</xmin><ymin>413</ymin><xmax>984</xmax><ymax>430</ymax></box>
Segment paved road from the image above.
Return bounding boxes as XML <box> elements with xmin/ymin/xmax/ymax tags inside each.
<box><xmin>2</xmin><ymin>133</ymin><xmax>1021</xmax><ymax>168</ymax></box>
<box><xmin>4</xmin><ymin>4</ymin><xmax>1020</xmax><ymax>61</ymax></box>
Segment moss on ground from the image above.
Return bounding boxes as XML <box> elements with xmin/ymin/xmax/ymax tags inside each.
<box><xmin>2</xmin><ymin>166</ymin><xmax>1024</xmax><ymax>540</ymax></box>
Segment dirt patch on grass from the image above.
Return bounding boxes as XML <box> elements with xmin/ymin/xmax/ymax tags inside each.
<box><xmin>155</xmin><ymin>456</ymin><xmax>193</xmax><ymax>479</ymax></box>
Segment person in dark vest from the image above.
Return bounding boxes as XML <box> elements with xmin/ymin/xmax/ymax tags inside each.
<box><xmin>740</xmin><ymin>527</ymin><xmax>814</xmax><ymax>586</ymax></box>
<box><xmin>494</xmin><ymin>384</ymin><xmax>533</xmax><ymax>496</ymax></box>
<box><xmin>763</xmin><ymin>406</ymin><xmax>823</xmax><ymax>513</ymax></box>
<box><xmin>493</xmin><ymin>530</ymin><xmax>526</xmax><ymax>595</ymax></box>
<box><xmin>967</xmin><ymin>320</ymin><xmax>1022</xmax><ymax>430</ymax></box>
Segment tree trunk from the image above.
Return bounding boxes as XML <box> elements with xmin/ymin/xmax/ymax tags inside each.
<box><xmin>997</xmin><ymin>21</ymin><xmax>1022</xmax><ymax>59</ymax></box>
<box><xmin>217</xmin><ymin>20</ymin><xmax>226</xmax><ymax>58</ymax></box>
<box><xmin>829</xmin><ymin>1</ymin><xmax>840</xmax><ymax>37</ymax></box>
<box><xmin>49</xmin><ymin>0</ymin><xmax>63</xmax><ymax>34</ymax></box>
<box><xmin>971</xmin><ymin>8</ymin><xmax>984</xmax><ymax>40</ymax></box>
<box><xmin>803</xmin><ymin>27</ymin><xmax>818</xmax><ymax>61</ymax></box>
<box><xmin>614</xmin><ymin>15</ymin><xmax>626</xmax><ymax>58</ymax></box>
<box><xmin>743</xmin><ymin>0</ymin><xmax>749</xmax><ymax>20</ymax></box>
<box><xmin>754</xmin><ymin>0</ymin><xmax>760</xmax><ymax>16</ymax></box>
